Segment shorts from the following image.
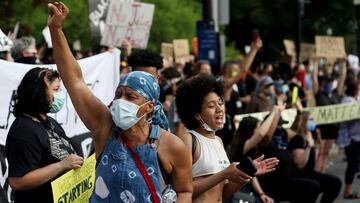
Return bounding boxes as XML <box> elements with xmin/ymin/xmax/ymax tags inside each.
<box><xmin>319</xmin><ymin>124</ymin><xmax>339</xmax><ymax>140</ymax></box>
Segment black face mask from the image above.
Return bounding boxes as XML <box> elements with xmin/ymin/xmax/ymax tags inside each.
<box><xmin>15</xmin><ymin>56</ymin><xmax>37</xmax><ymax>64</ymax></box>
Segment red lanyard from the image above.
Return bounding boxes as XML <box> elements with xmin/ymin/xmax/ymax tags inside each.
<box><xmin>124</xmin><ymin>138</ymin><xmax>160</xmax><ymax>203</ymax></box>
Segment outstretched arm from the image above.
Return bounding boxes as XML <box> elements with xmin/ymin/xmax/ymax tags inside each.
<box><xmin>48</xmin><ymin>2</ymin><xmax>112</xmax><ymax>156</ymax></box>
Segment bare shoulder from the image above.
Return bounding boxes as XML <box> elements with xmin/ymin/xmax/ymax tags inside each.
<box><xmin>159</xmin><ymin>128</ymin><xmax>189</xmax><ymax>152</ymax></box>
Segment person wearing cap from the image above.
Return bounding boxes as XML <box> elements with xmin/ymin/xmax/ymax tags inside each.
<box><xmin>246</xmin><ymin>75</ymin><xmax>275</xmax><ymax>113</ymax></box>
<box><xmin>10</xmin><ymin>36</ymin><xmax>38</xmax><ymax>64</ymax></box>
<box><xmin>47</xmin><ymin>2</ymin><xmax>192</xmax><ymax>202</ymax></box>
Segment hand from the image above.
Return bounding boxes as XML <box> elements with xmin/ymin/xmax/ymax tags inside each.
<box><xmin>59</xmin><ymin>154</ymin><xmax>84</xmax><ymax>171</ymax></box>
<box><xmin>273</xmin><ymin>103</ymin><xmax>286</xmax><ymax>113</ymax></box>
<box><xmin>253</xmin><ymin>155</ymin><xmax>279</xmax><ymax>176</ymax></box>
<box><xmin>260</xmin><ymin>193</ymin><xmax>274</xmax><ymax>203</ymax></box>
<box><xmin>251</xmin><ymin>38</ymin><xmax>263</xmax><ymax>50</ymax></box>
<box><xmin>48</xmin><ymin>2</ymin><xmax>69</xmax><ymax>29</ymax></box>
<box><xmin>223</xmin><ymin>162</ymin><xmax>252</xmax><ymax>183</ymax></box>
<box><xmin>121</xmin><ymin>38</ymin><xmax>132</xmax><ymax>55</ymax></box>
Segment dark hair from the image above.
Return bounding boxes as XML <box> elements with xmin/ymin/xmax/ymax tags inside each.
<box><xmin>345</xmin><ymin>81</ymin><xmax>360</xmax><ymax>97</ymax></box>
<box><xmin>228</xmin><ymin>116</ymin><xmax>259</xmax><ymax>161</ymax></box>
<box><xmin>13</xmin><ymin>67</ymin><xmax>59</xmax><ymax>118</ymax></box>
<box><xmin>176</xmin><ymin>74</ymin><xmax>224</xmax><ymax>130</ymax></box>
<box><xmin>128</xmin><ymin>49</ymin><xmax>163</xmax><ymax>70</ymax></box>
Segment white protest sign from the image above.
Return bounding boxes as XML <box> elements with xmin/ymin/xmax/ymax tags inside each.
<box><xmin>101</xmin><ymin>1</ymin><xmax>155</xmax><ymax>49</ymax></box>
<box><xmin>0</xmin><ymin>49</ymin><xmax>120</xmax><ymax>146</ymax></box>
<box><xmin>0</xmin><ymin>29</ymin><xmax>13</xmax><ymax>52</ymax></box>
<box><xmin>42</xmin><ymin>26</ymin><xmax>52</xmax><ymax>48</ymax></box>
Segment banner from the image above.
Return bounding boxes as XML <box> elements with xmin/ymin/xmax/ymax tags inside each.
<box><xmin>51</xmin><ymin>154</ymin><xmax>96</xmax><ymax>203</ymax></box>
<box><xmin>100</xmin><ymin>1</ymin><xmax>155</xmax><ymax>49</ymax></box>
<box><xmin>0</xmin><ymin>49</ymin><xmax>120</xmax><ymax>203</ymax></box>
<box><xmin>234</xmin><ymin>101</ymin><xmax>360</xmax><ymax>129</ymax></box>
<box><xmin>315</xmin><ymin>36</ymin><xmax>346</xmax><ymax>59</ymax></box>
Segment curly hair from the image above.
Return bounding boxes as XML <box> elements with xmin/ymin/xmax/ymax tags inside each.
<box><xmin>176</xmin><ymin>74</ymin><xmax>224</xmax><ymax>130</ymax></box>
<box><xmin>13</xmin><ymin>67</ymin><xmax>59</xmax><ymax>118</ymax></box>
<box><xmin>128</xmin><ymin>49</ymin><xmax>163</xmax><ymax>70</ymax></box>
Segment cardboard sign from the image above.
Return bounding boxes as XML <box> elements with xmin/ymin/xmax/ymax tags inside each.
<box><xmin>300</xmin><ymin>43</ymin><xmax>316</xmax><ymax>62</ymax></box>
<box><xmin>51</xmin><ymin>154</ymin><xmax>96</xmax><ymax>203</ymax></box>
<box><xmin>161</xmin><ymin>43</ymin><xmax>174</xmax><ymax>68</ymax></box>
<box><xmin>0</xmin><ymin>29</ymin><xmax>13</xmax><ymax>52</ymax></box>
<box><xmin>173</xmin><ymin>39</ymin><xmax>190</xmax><ymax>63</ymax></box>
<box><xmin>101</xmin><ymin>1</ymin><xmax>155</xmax><ymax>49</ymax></box>
<box><xmin>315</xmin><ymin>36</ymin><xmax>346</xmax><ymax>59</ymax></box>
<box><xmin>283</xmin><ymin>39</ymin><xmax>296</xmax><ymax>57</ymax></box>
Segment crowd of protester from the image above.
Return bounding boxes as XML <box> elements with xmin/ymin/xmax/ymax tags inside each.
<box><xmin>2</xmin><ymin>1</ymin><xmax>360</xmax><ymax>203</ymax></box>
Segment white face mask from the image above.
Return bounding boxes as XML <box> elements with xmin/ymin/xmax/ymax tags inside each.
<box><xmin>110</xmin><ymin>99</ymin><xmax>148</xmax><ymax>130</ymax></box>
<box><xmin>198</xmin><ymin>115</ymin><xmax>216</xmax><ymax>132</ymax></box>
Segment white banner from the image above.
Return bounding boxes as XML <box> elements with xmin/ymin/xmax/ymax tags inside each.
<box><xmin>0</xmin><ymin>49</ymin><xmax>120</xmax><ymax>146</ymax></box>
<box><xmin>100</xmin><ymin>1</ymin><xmax>155</xmax><ymax>49</ymax></box>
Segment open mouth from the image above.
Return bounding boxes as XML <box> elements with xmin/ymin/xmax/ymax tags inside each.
<box><xmin>215</xmin><ymin>115</ymin><xmax>224</xmax><ymax>124</ymax></box>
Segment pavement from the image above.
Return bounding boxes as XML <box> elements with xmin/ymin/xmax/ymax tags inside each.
<box><xmin>324</xmin><ymin>148</ymin><xmax>359</xmax><ymax>203</ymax></box>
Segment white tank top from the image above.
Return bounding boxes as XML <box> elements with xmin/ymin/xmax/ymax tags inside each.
<box><xmin>190</xmin><ymin>130</ymin><xmax>230</xmax><ymax>177</ymax></box>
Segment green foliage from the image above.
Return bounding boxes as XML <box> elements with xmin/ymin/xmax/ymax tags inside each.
<box><xmin>143</xmin><ymin>0</ymin><xmax>201</xmax><ymax>51</ymax></box>
<box><xmin>1</xmin><ymin>0</ymin><xmax>201</xmax><ymax>52</ymax></box>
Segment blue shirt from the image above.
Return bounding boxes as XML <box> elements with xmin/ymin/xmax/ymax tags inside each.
<box><xmin>337</xmin><ymin>96</ymin><xmax>360</xmax><ymax>148</ymax></box>
<box><xmin>91</xmin><ymin>125</ymin><xmax>162</xmax><ymax>203</ymax></box>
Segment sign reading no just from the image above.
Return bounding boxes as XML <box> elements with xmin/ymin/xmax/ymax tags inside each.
<box><xmin>100</xmin><ymin>1</ymin><xmax>155</xmax><ymax>49</ymax></box>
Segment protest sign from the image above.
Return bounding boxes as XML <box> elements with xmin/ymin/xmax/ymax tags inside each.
<box><xmin>0</xmin><ymin>29</ymin><xmax>13</xmax><ymax>52</ymax></box>
<box><xmin>42</xmin><ymin>26</ymin><xmax>52</xmax><ymax>48</ymax></box>
<box><xmin>161</xmin><ymin>43</ymin><xmax>174</xmax><ymax>68</ymax></box>
<box><xmin>52</xmin><ymin>154</ymin><xmax>96</xmax><ymax>203</ymax></box>
<box><xmin>283</xmin><ymin>39</ymin><xmax>296</xmax><ymax>57</ymax></box>
<box><xmin>173</xmin><ymin>39</ymin><xmax>190</xmax><ymax>63</ymax></box>
<box><xmin>12</xmin><ymin>22</ymin><xmax>20</xmax><ymax>39</ymax></box>
<box><xmin>101</xmin><ymin>1</ymin><xmax>155</xmax><ymax>49</ymax></box>
<box><xmin>315</xmin><ymin>36</ymin><xmax>346</xmax><ymax>59</ymax></box>
<box><xmin>300</xmin><ymin>43</ymin><xmax>316</xmax><ymax>62</ymax></box>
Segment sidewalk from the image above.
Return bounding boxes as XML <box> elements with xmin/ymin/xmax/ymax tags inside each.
<box><xmin>326</xmin><ymin>149</ymin><xmax>359</xmax><ymax>203</ymax></box>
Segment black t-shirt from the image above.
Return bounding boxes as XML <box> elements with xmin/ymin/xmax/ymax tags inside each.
<box><xmin>315</xmin><ymin>91</ymin><xmax>340</xmax><ymax>139</ymax></box>
<box><xmin>257</xmin><ymin>140</ymin><xmax>292</xmax><ymax>188</ymax></box>
<box><xmin>6</xmin><ymin>115</ymin><xmax>78</xmax><ymax>203</ymax></box>
<box><xmin>288</xmin><ymin>135</ymin><xmax>315</xmax><ymax>174</ymax></box>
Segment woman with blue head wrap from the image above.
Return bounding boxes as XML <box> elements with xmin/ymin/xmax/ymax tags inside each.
<box><xmin>114</xmin><ymin>71</ymin><xmax>169</xmax><ymax>130</ymax></box>
<box><xmin>48</xmin><ymin>3</ymin><xmax>192</xmax><ymax>202</ymax></box>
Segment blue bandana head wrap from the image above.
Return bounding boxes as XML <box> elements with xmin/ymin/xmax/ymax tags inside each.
<box><xmin>118</xmin><ymin>71</ymin><xmax>169</xmax><ymax>130</ymax></box>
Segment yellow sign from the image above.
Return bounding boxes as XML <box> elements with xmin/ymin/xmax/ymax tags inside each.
<box><xmin>234</xmin><ymin>101</ymin><xmax>360</xmax><ymax>129</ymax></box>
<box><xmin>51</xmin><ymin>154</ymin><xmax>96</xmax><ymax>203</ymax></box>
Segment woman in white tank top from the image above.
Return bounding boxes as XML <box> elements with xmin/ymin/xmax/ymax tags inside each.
<box><xmin>176</xmin><ymin>74</ymin><xmax>279</xmax><ymax>203</ymax></box>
